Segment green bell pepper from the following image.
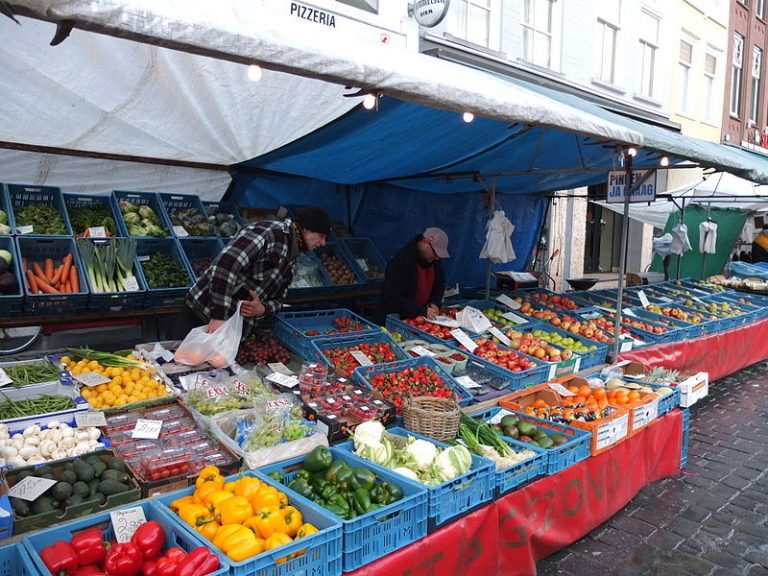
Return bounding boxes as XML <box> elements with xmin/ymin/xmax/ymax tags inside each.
<box><xmin>353</xmin><ymin>488</ymin><xmax>371</xmax><ymax>514</ymax></box>
<box><xmin>267</xmin><ymin>471</ymin><xmax>284</xmax><ymax>483</ymax></box>
<box><xmin>324</xmin><ymin>504</ymin><xmax>347</xmax><ymax>517</ymax></box>
<box><xmin>384</xmin><ymin>482</ymin><xmax>403</xmax><ymax>501</ymax></box>
<box><xmin>295</xmin><ymin>469</ymin><xmax>313</xmax><ymax>482</ymax></box>
<box><xmin>330</xmin><ymin>493</ymin><xmax>351</xmax><ymax>516</ymax></box>
<box><xmin>304</xmin><ymin>446</ymin><xmax>333</xmax><ymax>472</ymax></box>
<box><xmin>287</xmin><ymin>478</ymin><xmax>314</xmax><ymax>500</ymax></box>
<box><xmin>325</xmin><ymin>459</ymin><xmax>347</xmax><ymax>483</ymax></box>
<box><xmin>320</xmin><ymin>484</ymin><xmax>338</xmax><ymax>501</ymax></box>
<box><xmin>353</xmin><ymin>467</ymin><xmax>376</xmax><ymax>491</ymax></box>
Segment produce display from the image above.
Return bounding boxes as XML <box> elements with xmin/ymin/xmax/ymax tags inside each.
<box><xmin>77</xmin><ymin>238</ymin><xmax>139</xmax><ymax>293</ymax></box>
<box><xmin>483</xmin><ymin>308</ymin><xmax>529</xmax><ymax>327</ymax></box>
<box><xmin>0</xmin><ymin>248</ymin><xmax>17</xmax><ymax>296</ymax></box>
<box><xmin>304</xmin><ymin>316</ymin><xmax>368</xmax><ymax>336</ymax></box>
<box><xmin>236</xmin><ymin>332</ymin><xmax>292</xmax><ymax>365</ymax></box>
<box><xmin>524</xmin><ymin>329</ymin><xmax>596</xmax><ymax>357</ymax></box>
<box><xmin>489</xmin><ymin>413</ymin><xmax>571</xmax><ymax>450</ymax></box>
<box><xmin>402</xmin><ymin>316</ymin><xmax>454</xmax><ymax>339</ymax></box>
<box><xmin>139</xmin><ymin>253</ymin><xmax>190</xmax><ymax>289</ymax></box>
<box><xmin>318</xmin><ymin>252</ymin><xmax>357</xmax><ymax>285</ymax></box>
<box><xmin>0</xmin><ymin>209</ymin><xmax>9</xmax><ymax>234</ymax></box>
<box><xmin>119</xmin><ymin>201</ymin><xmax>169</xmax><ymax>238</ymax></box>
<box><xmin>496</xmin><ymin>329</ymin><xmax>576</xmax><ymax>363</ymax></box>
<box><xmin>166</xmin><ymin>207</ymin><xmax>215</xmax><ymax>237</ymax></box>
<box><xmin>363</xmin><ymin>364</ymin><xmax>459</xmax><ymax>414</ymax></box>
<box><xmin>320</xmin><ymin>342</ymin><xmax>400</xmax><ymax>377</ymax></box>
<box><xmin>277</xmin><ymin>444</ymin><xmax>406</xmax><ymax>518</ymax></box>
<box><xmin>0</xmin><ymin>359</ymin><xmax>59</xmax><ymax>386</ymax></box>
<box><xmin>0</xmin><ymin>421</ymin><xmax>103</xmax><ymax>468</ymax></box>
<box><xmin>15</xmin><ymin>203</ymin><xmax>67</xmax><ymax>235</ymax></box>
<box><xmin>205</xmin><ymin>205</ymin><xmax>241</xmax><ymax>237</ymax></box>
<box><xmin>169</xmin><ymin>466</ymin><xmax>319</xmax><ymax>562</ymax></box>
<box><xmin>21</xmin><ymin>252</ymin><xmax>81</xmax><ymax>295</ymax></box>
<box><xmin>523</xmin><ymin>291</ymin><xmax>582</xmax><ymax>311</ymax></box>
<box><xmin>68</xmin><ymin>205</ymin><xmax>118</xmax><ymax>237</ymax></box>
<box><xmin>184</xmin><ymin>375</ymin><xmax>275</xmax><ymax>417</ymax></box>
<box><xmin>644</xmin><ymin>303</ymin><xmax>704</xmax><ymax>324</ymax></box>
<box><xmin>459</xmin><ymin>338</ymin><xmax>538</xmax><ymax>373</ymax></box>
<box><xmin>0</xmin><ymin>395</ymin><xmax>75</xmax><ymax>420</ymax></box>
<box><xmin>39</xmin><ymin>520</ymin><xmax>219</xmax><ymax>576</ymax></box>
<box><xmin>547</xmin><ymin>314</ymin><xmax>614</xmax><ymax>344</ymax></box>
<box><xmin>458</xmin><ymin>414</ymin><xmax>537</xmax><ymax>470</ymax></box>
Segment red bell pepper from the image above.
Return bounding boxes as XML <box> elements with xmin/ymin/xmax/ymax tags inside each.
<box><xmin>131</xmin><ymin>521</ymin><xmax>166</xmax><ymax>560</ymax></box>
<box><xmin>74</xmin><ymin>566</ymin><xmax>108</xmax><ymax>576</ymax></box>
<box><xmin>41</xmin><ymin>541</ymin><xmax>79</xmax><ymax>576</ymax></box>
<box><xmin>174</xmin><ymin>548</ymin><xmax>219</xmax><ymax>576</ymax></box>
<box><xmin>141</xmin><ymin>560</ymin><xmax>157</xmax><ymax>576</ymax></box>
<box><xmin>154</xmin><ymin>549</ymin><xmax>186</xmax><ymax>576</ymax></box>
<box><xmin>71</xmin><ymin>528</ymin><xmax>108</xmax><ymax>566</ymax></box>
<box><xmin>103</xmin><ymin>543</ymin><xmax>143</xmax><ymax>576</ymax></box>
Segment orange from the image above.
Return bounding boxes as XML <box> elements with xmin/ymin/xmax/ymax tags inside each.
<box><xmin>533</xmin><ymin>399</ymin><xmax>549</xmax><ymax>409</ymax></box>
<box><xmin>568</xmin><ymin>385</ymin><xmax>580</xmax><ymax>394</ymax></box>
<box><xmin>578</xmin><ymin>385</ymin><xmax>592</xmax><ymax>397</ymax></box>
<box><xmin>592</xmin><ymin>387</ymin><xmax>607</xmax><ymax>400</ymax></box>
<box><xmin>627</xmin><ymin>390</ymin><xmax>641</xmax><ymax>401</ymax></box>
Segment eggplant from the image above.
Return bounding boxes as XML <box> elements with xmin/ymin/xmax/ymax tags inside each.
<box><xmin>0</xmin><ymin>271</ymin><xmax>18</xmax><ymax>295</ymax></box>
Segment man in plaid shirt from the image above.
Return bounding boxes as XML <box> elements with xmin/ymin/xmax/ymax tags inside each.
<box><xmin>180</xmin><ymin>206</ymin><xmax>332</xmax><ymax>338</ymax></box>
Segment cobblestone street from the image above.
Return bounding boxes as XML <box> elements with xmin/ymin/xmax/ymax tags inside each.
<box><xmin>537</xmin><ymin>361</ymin><xmax>768</xmax><ymax>576</ymax></box>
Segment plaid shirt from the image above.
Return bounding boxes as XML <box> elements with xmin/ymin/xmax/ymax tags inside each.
<box><xmin>186</xmin><ymin>219</ymin><xmax>299</xmax><ymax>335</ymax></box>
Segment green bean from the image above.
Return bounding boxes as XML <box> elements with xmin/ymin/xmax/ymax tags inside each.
<box><xmin>3</xmin><ymin>361</ymin><xmax>60</xmax><ymax>387</ymax></box>
<box><xmin>0</xmin><ymin>394</ymin><xmax>74</xmax><ymax>419</ymax></box>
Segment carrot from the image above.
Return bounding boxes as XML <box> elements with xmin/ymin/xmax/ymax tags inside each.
<box><xmin>61</xmin><ymin>281</ymin><xmax>70</xmax><ymax>293</ymax></box>
<box><xmin>32</xmin><ymin>262</ymin><xmax>49</xmax><ymax>284</ymax></box>
<box><xmin>70</xmin><ymin>267</ymin><xmax>79</xmax><ymax>293</ymax></box>
<box><xmin>37</xmin><ymin>281</ymin><xmax>60</xmax><ymax>294</ymax></box>
<box><xmin>25</xmin><ymin>269</ymin><xmax>39</xmax><ymax>294</ymax></box>
<box><xmin>60</xmin><ymin>253</ymin><xmax>73</xmax><ymax>287</ymax></box>
<box><xmin>51</xmin><ymin>265</ymin><xmax>64</xmax><ymax>287</ymax></box>
<box><xmin>44</xmin><ymin>258</ymin><xmax>54</xmax><ymax>281</ymax></box>
<box><xmin>22</xmin><ymin>257</ymin><xmax>28</xmax><ymax>271</ymax></box>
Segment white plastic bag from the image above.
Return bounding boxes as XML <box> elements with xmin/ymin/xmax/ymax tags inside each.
<box><xmin>480</xmin><ymin>210</ymin><xmax>516</xmax><ymax>264</ymax></box>
<box><xmin>175</xmin><ymin>302</ymin><xmax>243</xmax><ymax>368</ymax></box>
<box><xmin>456</xmin><ymin>306</ymin><xmax>492</xmax><ymax>333</ymax></box>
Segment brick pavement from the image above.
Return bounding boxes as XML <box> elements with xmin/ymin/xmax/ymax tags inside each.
<box><xmin>536</xmin><ymin>361</ymin><xmax>768</xmax><ymax>576</ymax></box>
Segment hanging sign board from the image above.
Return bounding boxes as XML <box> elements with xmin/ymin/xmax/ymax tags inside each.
<box><xmin>411</xmin><ymin>0</ymin><xmax>450</xmax><ymax>27</ymax></box>
<box><xmin>606</xmin><ymin>171</ymin><xmax>657</xmax><ymax>204</ymax></box>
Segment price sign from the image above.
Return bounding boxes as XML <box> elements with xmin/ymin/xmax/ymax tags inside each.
<box><xmin>455</xmin><ymin>375</ymin><xmax>481</xmax><ymax>389</ymax></box>
<box><xmin>632</xmin><ymin>398</ymin><xmax>659</xmax><ymax>430</ymax></box>
<box><xmin>110</xmin><ymin>507</ymin><xmax>147</xmax><ymax>543</ymax></box>
<box><xmin>350</xmin><ymin>351</ymin><xmax>373</xmax><ymax>366</ymax></box>
<box><xmin>131</xmin><ymin>419</ymin><xmax>163</xmax><ymax>439</ymax></box>
<box><xmin>450</xmin><ymin>329</ymin><xmax>477</xmax><ymax>353</ymax></box>
<box><xmin>267</xmin><ymin>362</ymin><xmax>294</xmax><ymax>375</ymax></box>
<box><xmin>619</xmin><ymin>339</ymin><xmax>634</xmax><ymax>353</ymax></box>
<box><xmin>501</xmin><ymin>312</ymin><xmax>528</xmax><ymax>325</ymax></box>
<box><xmin>622</xmin><ymin>308</ymin><xmax>637</xmax><ymax>318</ymax></box>
<box><xmin>17</xmin><ymin>225</ymin><xmax>34</xmax><ymax>234</ymax></box>
<box><xmin>265</xmin><ymin>397</ymin><xmax>293</xmax><ymax>414</ymax></box>
<box><xmin>75</xmin><ymin>411</ymin><xmax>107</xmax><ymax>427</ymax></box>
<box><xmin>355</xmin><ymin>258</ymin><xmax>369</xmax><ymax>272</ymax></box>
<box><xmin>0</xmin><ymin>367</ymin><xmax>12</xmax><ymax>387</ymax></box>
<box><xmin>88</xmin><ymin>226</ymin><xmax>107</xmax><ymax>238</ymax></box>
<box><xmin>547</xmin><ymin>364</ymin><xmax>557</xmax><ymax>381</ymax></box>
<box><xmin>122</xmin><ymin>276</ymin><xmax>140</xmax><ymax>292</ymax></box>
<box><xmin>596</xmin><ymin>305</ymin><xmax>617</xmax><ymax>313</ymax></box>
<box><xmin>548</xmin><ymin>382</ymin><xmax>576</xmax><ymax>396</ymax></box>
<box><xmin>8</xmin><ymin>477</ymin><xmax>58</xmax><ymax>501</ymax></box>
<box><xmin>150</xmin><ymin>343</ymin><xmax>175</xmax><ymax>363</ymax></box>
<box><xmin>75</xmin><ymin>371</ymin><xmax>112</xmax><ymax>387</ymax></box>
<box><xmin>138</xmin><ymin>255</ymin><xmax>150</xmax><ymax>262</ymax></box>
<box><xmin>172</xmin><ymin>226</ymin><xmax>189</xmax><ymax>237</ymax></box>
<box><xmin>233</xmin><ymin>380</ymin><xmax>251</xmax><ymax>396</ymax></box>
<box><xmin>638</xmin><ymin>290</ymin><xmax>650</xmax><ymax>309</ymax></box>
<box><xmin>496</xmin><ymin>294</ymin><xmax>521</xmax><ymax>310</ymax></box>
<box><xmin>206</xmin><ymin>386</ymin><xmax>227</xmax><ymax>399</ymax></box>
<box><xmin>411</xmin><ymin>346</ymin><xmax>435</xmax><ymax>357</ymax></box>
<box><xmin>489</xmin><ymin>327</ymin><xmax>512</xmax><ymax>347</ymax></box>
<box><xmin>266</xmin><ymin>373</ymin><xmax>299</xmax><ymax>388</ymax></box>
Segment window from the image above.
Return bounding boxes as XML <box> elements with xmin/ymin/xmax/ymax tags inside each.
<box><xmin>678</xmin><ymin>40</ymin><xmax>693</xmax><ymax>114</ymax></box>
<box><xmin>336</xmin><ymin>0</ymin><xmax>377</xmax><ymax>14</ymax></box>
<box><xmin>758</xmin><ymin>0</ymin><xmax>765</xmax><ymax>19</ymax></box>
<box><xmin>522</xmin><ymin>0</ymin><xmax>557</xmax><ymax>68</ymax></box>
<box><xmin>751</xmin><ymin>46</ymin><xmax>762</xmax><ymax>123</ymax></box>
<box><xmin>703</xmin><ymin>53</ymin><xmax>717</xmax><ymax>121</ymax></box>
<box><xmin>445</xmin><ymin>0</ymin><xmax>500</xmax><ymax>50</ymax></box>
<box><xmin>638</xmin><ymin>11</ymin><xmax>659</xmax><ymax>98</ymax></box>
<box><xmin>731</xmin><ymin>33</ymin><xmax>744</xmax><ymax>116</ymax></box>
<box><xmin>595</xmin><ymin>1</ymin><xmax>621</xmax><ymax>83</ymax></box>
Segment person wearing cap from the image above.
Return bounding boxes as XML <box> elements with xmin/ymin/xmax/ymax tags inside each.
<box><xmin>377</xmin><ymin>227</ymin><xmax>449</xmax><ymax>324</ymax></box>
<box><xmin>752</xmin><ymin>223</ymin><xmax>768</xmax><ymax>263</ymax></box>
<box><xmin>177</xmin><ymin>206</ymin><xmax>332</xmax><ymax>339</ymax></box>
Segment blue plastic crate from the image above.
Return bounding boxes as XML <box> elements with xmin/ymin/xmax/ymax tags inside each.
<box><xmin>15</xmin><ymin>236</ymin><xmax>89</xmax><ymax>314</ymax></box>
<box><xmin>23</xmin><ymin>501</ymin><xmax>229</xmax><ymax>576</ymax></box>
<box><xmin>340</xmin><ymin>238</ymin><xmax>387</xmax><ymax>284</ymax></box>
<box><xmin>256</xmin><ymin>448</ymin><xmax>428</xmax><ymax>572</ymax></box>
<box><xmin>517</xmin><ymin>323</ymin><xmax>609</xmax><ymax>370</ymax></box>
<box><xmin>514</xmin><ymin>288</ymin><xmax>592</xmax><ymax>313</ymax></box>
<box><xmin>315</xmin><ymin>242</ymin><xmax>367</xmax><ymax>287</ymax></box>
<box><xmin>335</xmin><ymin>427</ymin><xmax>495</xmax><ymax>530</ymax></box>
<box><xmin>275</xmin><ymin>308</ymin><xmax>380</xmax><ymax>357</ymax></box>
<box><xmin>624</xmin><ymin>307</ymin><xmax>703</xmax><ymax>340</ymax></box>
<box><xmin>154</xmin><ymin>474</ymin><xmax>342</xmax><ymax>576</ymax></box>
<box><xmin>681</xmin><ymin>408</ymin><xmax>690</xmax><ymax>469</ymax></box>
<box><xmin>75</xmin><ymin>238</ymin><xmax>147</xmax><ymax>312</ymax></box>
<box><xmin>353</xmin><ymin>356</ymin><xmax>473</xmax><ymax>408</ymax></box>
<box><xmin>700</xmin><ymin>294</ymin><xmax>761</xmax><ymax>328</ymax></box>
<box><xmin>717</xmin><ymin>292</ymin><xmax>768</xmax><ymax>320</ymax></box>
<box><xmin>0</xmin><ymin>236</ymin><xmax>23</xmax><ymax>317</ymax></box>
<box><xmin>311</xmin><ymin>331</ymin><xmax>409</xmax><ymax>373</ymax></box>
<box><xmin>7</xmin><ymin>184</ymin><xmax>72</xmax><ymax>236</ymax></box>
<box><xmin>0</xmin><ymin>543</ymin><xmax>39</xmax><ymax>576</ymax></box>
<box><xmin>385</xmin><ymin>314</ymin><xmax>458</xmax><ymax>346</ymax></box>
<box><xmin>473</xmin><ymin>407</ymin><xmax>591</xmax><ymax>475</ymax></box>
<box><xmin>134</xmin><ymin>238</ymin><xmax>194</xmax><ymax>308</ymax></box>
<box><xmin>111</xmin><ymin>190</ymin><xmax>173</xmax><ymax>238</ymax></box>
<box><xmin>159</xmin><ymin>192</ymin><xmax>217</xmax><ymax>238</ymax></box>
<box><xmin>63</xmin><ymin>193</ymin><xmax>120</xmax><ymax>237</ymax></box>
<box><xmin>178</xmin><ymin>237</ymin><xmax>225</xmax><ymax>280</ymax></box>
<box><xmin>0</xmin><ymin>184</ymin><xmax>16</xmax><ymax>232</ymax></box>
<box><xmin>202</xmin><ymin>200</ymin><xmax>245</xmax><ymax>239</ymax></box>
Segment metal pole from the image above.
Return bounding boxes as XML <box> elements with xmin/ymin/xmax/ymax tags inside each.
<box><xmin>612</xmin><ymin>153</ymin><xmax>633</xmax><ymax>361</ymax></box>
<box><xmin>485</xmin><ymin>177</ymin><xmax>497</xmax><ymax>299</ymax></box>
<box><xmin>676</xmin><ymin>198</ymin><xmax>686</xmax><ymax>279</ymax></box>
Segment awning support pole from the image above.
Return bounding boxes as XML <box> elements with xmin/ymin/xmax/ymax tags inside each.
<box><xmin>612</xmin><ymin>153</ymin><xmax>633</xmax><ymax>361</ymax></box>
<box><xmin>485</xmin><ymin>177</ymin><xmax>497</xmax><ymax>299</ymax></box>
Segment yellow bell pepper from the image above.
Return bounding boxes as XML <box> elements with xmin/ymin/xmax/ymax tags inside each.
<box><xmin>247</xmin><ymin>508</ymin><xmax>287</xmax><ymax>539</ymax></box>
<box><xmin>218</xmin><ymin>525</ymin><xmax>259</xmax><ymax>557</ymax></box>
<box><xmin>196</xmin><ymin>519</ymin><xmax>221</xmax><ymax>541</ymax></box>
<box><xmin>264</xmin><ymin>533</ymin><xmax>293</xmax><ymax>565</ymax></box>
<box><xmin>207</xmin><ymin>489</ymin><xmax>235</xmax><ymax>513</ymax></box>
<box><xmin>293</xmin><ymin>522</ymin><xmax>320</xmax><ymax>559</ymax></box>
<box><xmin>280</xmin><ymin>506</ymin><xmax>303</xmax><ymax>538</ymax></box>
<box><xmin>196</xmin><ymin>465</ymin><xmax>225</xmax><ymax>488</ymax></box>
<box><xmin>179</xmin><ymin>503</ymin><xmax>214</xmax><ymax>528</ymax></box>
<box><xmin>194</xmin><ymin>481</ymin><xmax>221</xmax><ymax>505</ymax></box>
<box><xmin>169</xmin><ymin>495</ymin><xmax>196</xmax><ymax>513</ymax></box>
<box><xmin>233</xmin><ymin>476</ymin><xmax>262</xmax><ymax>500</ymax></box>
<box><xmin>227</xmin><ymin>535</ymin><xmax>265</xmax><ymax>563</ymax></box>
<box><xmin>251</xmin><ymin>485</ymin><xmax>284</xmax><ymax>511</ymax></box>
<box><xmin>212</xmin><ymin>524</ymin><xmax>244</xmax><ymax>549</ymax></box>
<box><xmin>223</xmin><ymin>481</ymin><xmax>237</xmax><ymax>492</ymax></box>
<box><xmin>219</xmin><ymin>496</ymin><xmax>253</xmax><ymax>526</ymax></box>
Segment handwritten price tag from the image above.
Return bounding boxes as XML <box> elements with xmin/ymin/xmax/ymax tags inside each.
<box><xmin>501</xmin><ymin>312</ymin><xmax>528</xmax><ymax>325</ymax></box>
<box><xmin>0</xmin><ymin>367</ymin><xmax>12</xmax><ymax>387</ymax></box>
<box><xmin>622</xmin><ymin>308</ymin><xmax>637</xmax><ymax>318</ymax></box>
<box><xmin>75</xmin><ymin>371</ymin><xmax>112</xmax><ymax>387</ymax></box>
<box><xmin>411</xmin><ymin>345</ymin><xmax>435</xmax><ymax>357</ymax></box>
<box><xmin>638</xmin><ymin>290</ymin><xmax>650</xmax><ymax>309</ymax></box>
<box><xmin>266</xmin><ymin>373</ymin><xmax>299</xmax><ymax>388</ymax></box>
<box><xmin>548</xmin><ymin>382</ymin><xmax>576</xmax><ymax>396</ymax></box>
<box><xmin>110</xmin><ymin>507</ymin><xmax>147</xmax><ymax>543</ymax></box>
<box><xmin>75</xmin><ymin>411</ymin><xmax>107</xmax><ymax>427</ymax></box>
<box><xmin>355</xmin><ymin>258</ymin><xmax>369</xmax><ymax>272</ymax></box>
<box><xmin>17</xmin><ymin>225</ymin><xmax>34</xmax><ymax>234</ymax></box>
<box><xmin>8</xmin><ymin>477</ymin><xmax>57</xmax><ymax>501</ymax></box>
<box><xmin>489</xmin><ymin>327</ymin><xmax>513</xmax><ymax>347</ymax></box>
<box><xmin>88</xmin><ymin>226</ymin><xmax>107</xmax><ymax>238</ymax></box>
<box><xmin>122</xmin><ymin>276</ymin><xmax>140</xmax><ymax>292</ymax></box>
<box><xmin>450</xmin><ymin>329</ymin><xmax>477</xmax><ymax>353</ymax></box>
<box><xmin>132</xmin><ymin>419</ymin><xmax>163</xmax><ymax>439</ymax></box>
<box><xmin>172</xmin><ymin>225</ymin><xmax>189</xmax><ymax>237</ymax></box>
<box><xmin>350</xmin><ymin>351</ymin><xmax>373</xmax><ymax>366</ymax></box>
<box><xmin>455</xmin><ymin>375</ymin><xmax>481</xmax><ymax>389</ymax></box>
<box><xmin>267</xmin><ymin>362</ymin><xmax>294</xmax><ymax>375</ymax></box>
<box><xmin>496</xmin><ymin>294</ymin><xmax>521</xmax><ymax>310</ymax></box>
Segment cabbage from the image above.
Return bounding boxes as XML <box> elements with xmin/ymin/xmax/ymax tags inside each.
<box><xmin>0</xmin><ymin>224</ymin><xmax>11</xmax><ymax>235</ymax></box>
<box><xmin>392</xmin><ymin>467</ymin><xmax>419</xmax><ymax>481</ymax></box>
<box><xmin>0</xmin><ymin>249</ymin><xmax>11</xmax><ymax>265</ymax></box>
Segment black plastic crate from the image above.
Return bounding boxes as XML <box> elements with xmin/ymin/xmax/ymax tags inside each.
<box><xmin>111</xmin><ymin>191</ymin><xmax>172</xmax><ymax>238</ymax></box>
<box><xmin>159</xmin><ymin>193</ymin><xmax>216</xmax><ymax>238</ymax></box>
<box><xmin>135</xmin><ymin>238</ymin><xmax>194</xmax><ymax>308</ymax></box>
<box><xmin>178</xmin><ymin>237</ymin><xmax>224</xmax><ymax>280</ymax></box>
<box><xmin>7</xmin><ymin>184</ymin><xmax>72</xmax><ymax>236</ymax></box>
<box><xmin>63</xmin><ymin>193</ymin><xmax>120</xmax><ymax>238</ymax></box>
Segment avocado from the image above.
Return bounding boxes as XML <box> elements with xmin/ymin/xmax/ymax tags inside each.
<box><xmin>52</xmin><ymin>482</ymin><xmax>73</xmax><ymax>502</ymax></box>
<box><xmin>34</xmin><ymin>465</ymin><xmax>53</xmax><ymax>477</ymax></box>
<box><xmin>10</xmin><ymin>498</ymin><xmax>30</xmax><ymax>517</ymax></box>
<box><xmin>63</xmin><ymin>462</ymin><xmax>75</xmax><ymax>471</ymax></box>
<box><xmin>500</xmin><ymin>415</ymin><xmax>519</xmax><ymax>428</ymax></box>
<box><xmin>88</xmin><ymin>479</ymin><xmax>101</xmax><ymax>496</ymax></box>
<box><xmin>74</xmin><ymin>460</ymin><xmax>95</xmax><ymax>482</ymax></box>
<box><xmin>15</xmin><ymin>470</ymin><xmax>34</xmax><ymax>482</ymax></box>
<box><xmin>31</xmin><ymin>496</ymin><xmax>55</xmax><ymax>515</ymax></box>
<box><xmin>98</xmin><ymin>479</ymin><xmax>130</xmax><ymax>496</ymax></box>
<box><xmin>59</xmin><ymin>470</ymin><xmax>77</xmax><ymax>485</ymax></box>
<box><xmin>100</xmin><ymin>470</ymin><xmax>131</xmax><ymax>484</ymax></box>
<box><xmin>107</xmin><ymin>459</ymin><xmax>127</xmax><ymax>473</ymax></box>
<box><xmin>537</xmin><ymin>436</ymin><xmax>555</xmax><ymax>449</ymax></box>
<box><xmin>550</xmin><ymin>434</ymin><xmax>569</xmax><ymax>447</ymax></box>
<box><xmin>72</xmin><ymin>481</ymin><xmax>90</xmax><ymax>497</ymax></box>
<box><xmin>517</xmin><ymin>422</ymin><xmax>537</xmax><ymax>437</ymax></box>
<box><xmin>503</xmin><ymin>425</ymin><xmax>519</xmax><ymax>439</ymax></box>
<box><xmin>65</xmin><ymin>494</ymin><xmax>85</xmax><ymax>509</ymax></box>
<box><xmin>90</xmin><ymin>460</ymin><xmax>108</xmax><ymax>478</ymax></box>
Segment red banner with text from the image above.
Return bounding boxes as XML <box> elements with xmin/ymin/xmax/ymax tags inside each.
<box><xmin>347</xmin><ymin>410</ymin><xmax>683</xmax><ymax>576</ymax></box>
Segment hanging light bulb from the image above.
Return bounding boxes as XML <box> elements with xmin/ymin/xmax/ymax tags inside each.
<box><xmin>247</xmin><ymin>65</ymin><xmax>262</xmax><ymax>82</ymax></box>
<box><xmin>462</xmin><ymin>112</ymin><xmax>474</xmax><ymax>123</ymax></box>
<box><xmin>660</xmin><ymin>156</ymin><xmax>669</xmax><ymax>167</ymax></box>
<box><xmin>627</xmin><ymin>147</ymin><xmax>638</xmax><ymax>157</ymax></box>
<box><xmin>363</xmin><ymin>94</ymin><xmax>377</xmax><ymax>110</ymax></box>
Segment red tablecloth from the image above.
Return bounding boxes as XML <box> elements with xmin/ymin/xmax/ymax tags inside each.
<box><xmin>619</xmin><ymin>317</ymin><xmax>768</xmax><ymax>381</ymax></box>
<box><xmin>348</xmin><ymin>410</ymin><xmax>683</xmax><ymax>576</ymax></box>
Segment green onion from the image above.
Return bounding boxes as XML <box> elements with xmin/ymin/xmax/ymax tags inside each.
<box><xmin>66</xmin><ymin>347</ymin><xmax>150</xmax><ymax>369</ymax></box>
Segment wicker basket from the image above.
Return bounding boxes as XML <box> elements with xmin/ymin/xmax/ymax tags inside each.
<box><xmin>402</xmin><ymin>395</ymin><xmax>461</xmax><ymax>442</ymax></box>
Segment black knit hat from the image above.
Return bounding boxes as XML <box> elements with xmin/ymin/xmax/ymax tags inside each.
<box><xmin>296</xmin><ymin>206</ymin><xmax>333</xmax><ymax>235</ymax></box>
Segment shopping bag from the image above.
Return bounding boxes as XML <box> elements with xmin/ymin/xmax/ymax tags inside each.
<box><xmin>175</xmin><ymin>302</ymin><xmax>243</xmax><ymax>368</ymax></box>
<box><xmin>456</xmin><ymin>306</ymin><xmax>492</xmax><ymax>333</ymax></box>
